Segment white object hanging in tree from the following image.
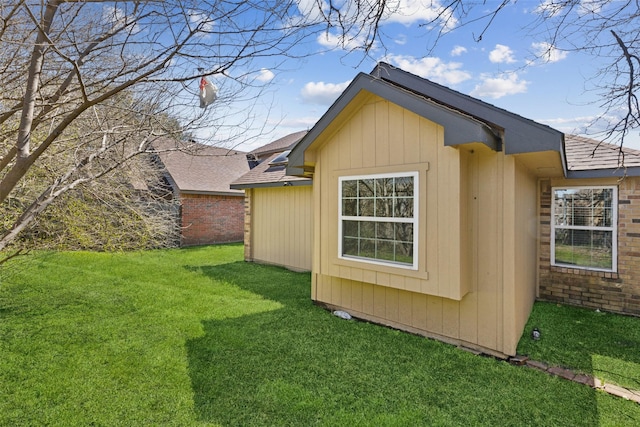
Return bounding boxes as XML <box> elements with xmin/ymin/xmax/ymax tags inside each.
<box><xmin>199</xmin><ymin>77</ymin><xmax>218</xmax><ymax>108</ymax></box>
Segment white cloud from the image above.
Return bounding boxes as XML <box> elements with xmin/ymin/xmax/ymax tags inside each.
<box><xmin>450</xmin><ymin>45</ymin><xmax>467</xmax><ymax>57</ymax></box>
<box><xmin>394</xmin><ymin>34</ymin><xmax>408</xmax><ymax>46</ymax></box>
<box><xmin>103</xmin><ymin>6</ymin><xmax>140</xmax><ymax>33</ymax></box>
<box><xmin>317</xmin><ymin>31</ymin><xmax>374</xmax><ymax>51</ymax></box>
<box><xmin>537</xmin><ymin>115</ymin><xmax>597</xmax><ymax>133</ymax></box>
<box><xmin>535</xmin><ymin>0</ymin><xmax>602</xmax><ymax>18</ymax></box>
<box><xmin>384</xmin><ymin>54</ymin><xmax>471</xmax><ymax>86</ymax></box>
<box><xmin>533</xmin><ymin>0</ymin><xmax>565</xmax><ymax>18</ymax></box>
<box><xmin>578</xmin><ymin>0</ymin><xmax>603</xmax><ymax>15</ymax></box>
<box><xmin>489</xmin><ymin>44</ymin><xmax>516</xmax><ymax>64</ymax></box>
<box><xmin>188</xmin><ymin>10</ymin><xmax>215</xmax><ymax>33</ymax></box>
<box><xmin>300</xmin><ymin>80</ymin><xmax>352</xmax><ymax>105</ymax></box>
<box><xmin>278</xmin><ymin>116</ymin><xmax>321</xmax><ymax>129</ymax></box>
<box><xmin>531</xmin><ymin>42</ymin><xmax>569</xmax><ymax>63</ymax></box>
<box><xmin>255</xmin><ymin>68</ymin><xmax>275</xmax><ymax>82</ymax></box>
<box><xmin>293</xmin><ymin>0</ymin><xmax>327</xmax><ymax>23</ymax></box>
<box><xmin>470</xmin><ymin>73</ymin><xmax>529</xmax><ymax>99</ymax></box>
<box><xmin>383</xmin><ymin>0</ymin><xmax>457</xmax><ymax>29</ymax></box>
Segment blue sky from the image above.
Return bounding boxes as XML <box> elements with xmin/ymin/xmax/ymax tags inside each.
<box><xmin>213</xmin><ymin>1</ymin><xmax>640</xmax><ymax>151</ymax></box>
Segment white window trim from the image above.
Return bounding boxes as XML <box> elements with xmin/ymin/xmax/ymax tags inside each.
<box><xmin>338</xmin><ymin>171</ymin><xmax>419</xmax><ymax>270</ymax></box>
<box><xmin>550</xmin><ymin>185</ymin><xmax>618</xmax><ymax>272</ymax></box>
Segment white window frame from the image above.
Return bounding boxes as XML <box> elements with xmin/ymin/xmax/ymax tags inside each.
<box><xmin>338</xmin><ymin>172</ymin><xmax>419</xmax><ymax>270</ymax></box>
<box><xmin>551</xmin><ymin>185</ymin><xmax>617</xmax><ymax>272</ymax></box>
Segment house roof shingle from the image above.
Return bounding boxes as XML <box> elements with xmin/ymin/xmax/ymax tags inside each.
<box><xmin>231</xmin><ymin>131</ymin><xmax>311</xmax><ymax>189</ymax></box>
<box><xmin>565</xmin><ymin>134</ymin><xmax>640</xmax><ymax>178</ymax></box>
<box><xmin>250</xmin><ymin>130</ymin><xmax>309</xmax><ymax>158</ymax></box>
<box><xmin>154</xmin><ymin>138</ymin><xmax>249</xmax><ymax>195</ymax></box>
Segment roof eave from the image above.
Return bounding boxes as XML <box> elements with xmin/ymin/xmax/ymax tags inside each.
<box><xmin>372</xmin><ymin>62</ymin><xmax>565</xmax><ymax>155</ymax></box>
<box><xmin>230</xmin><ymin>179</ymin><xmax>312</xmax><ymax>190</ymax></box>
<box><xmin>287</xmin><ymin>73</ymin><xmax>502</xmax><ymax>176</ymax></box>
<box><xmin>179</xmin><ymin>190</ymin><xmax>244</xmax><ymax>196</ymax></box>
<box><xmin>566</xmin><ymin>166</ymin><xmax>640</xmax><ymax>179</ymax></box>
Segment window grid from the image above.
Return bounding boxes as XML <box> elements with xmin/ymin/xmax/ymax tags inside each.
<box><xmin>551</xmin><ymin>186</ymin><xmax>617</xmax><ymax>272</ymax></box>
<box><xmin>339</xmin><ymin>173</ymin><xmax>418</xmax><ymax>269</ymax></box>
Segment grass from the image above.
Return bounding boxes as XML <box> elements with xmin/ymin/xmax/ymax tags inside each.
<box><xmin>518</xmin><ymin>301</ymin><xmax>640</xmax><ymax>391</ymax></box>
<box><xmin>555</xmin><ymin>244</ymin><xmax>612</xmax><ymax>269</ymax></box>
<box><xmin>1</xmin><ymin>244</ymin><xmax>639</xmax><ymax>426</ymax></box>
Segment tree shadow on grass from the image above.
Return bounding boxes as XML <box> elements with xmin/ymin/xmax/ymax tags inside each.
<box><xmin>185</xmin><ymin>262</ymin><xmax>625</xmax><ymax>426</ymax></box>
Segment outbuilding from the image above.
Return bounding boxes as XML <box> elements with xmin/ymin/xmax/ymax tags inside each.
<box><xmin>241</xmin><ymin>63</ymin><xmax>640</xmax><ymax>357</ymax></box>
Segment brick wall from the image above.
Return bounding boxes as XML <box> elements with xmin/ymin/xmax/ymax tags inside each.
<box><xmin>180</xmin><ymin>193</ymin><xmax>244</xmax><ymax>246</ymax></box>
<box><xmin>538</xmin><ymin>178</ymin><xmax>640</xmax><ymax>316</ymax></box>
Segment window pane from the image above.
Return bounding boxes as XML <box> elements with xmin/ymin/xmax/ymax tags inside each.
<box><xmin>343</xmin><ymin>236</ymin><xmax>359</xmax><ymax>257</ymax></box>
<box><xmin>395</xmin><ymin>197</ymin><xmax>413</xmax><ymax>218</ymax></box>
<box><xmin>343</xmin><ymin>220</ymin><xmax>358</xmax><ymax>238</ymax></box>
<box><xmin>376</xmin><ymin>178</ymin><xmax>393</xmax><ymax>197</ymax></box>
<box><xmin>343</xmin><ymin>199</ymin><xmax>357</xmax><ymax>216</ymax></box>
<box><xmin>361</xmin><ymin>221</ymin><xmax>375</xmax><ymax>239</ymax></box>
<box><xmin>376</xmin><ymin>222</ymin><xmax>394</xmax><ymax>240</ymax></box>
<box><xmin>342</xmin><ymin>180</ymin><xmax>357</xmax><ymax>198</ymax></box>
<box><xmin>375</xmin><ymin>197</ymin><xmax>394</xmax><ymax>217</ymax></box>
<box><xmin>359</xmin><ymin>198</ymin><xmax>374</xmax><ymax>216</ymax></box>
<box><xmin>395</xmin><ymin>223</ymin><xmax>413</xmax><ymax>243</ymax></box>
<box><xmin>395</xmin><ymin>242</ymin><xmax>413</xmax><ymax>264</ymax></box>
<box><xmin>554</xmin><ymin>229</ymin><xmax>613</xmax><ymax>269</ymax></box>
<box><xmin>359</xmin><ymin>179</ymin><xmax>374</xmax><ymax>197</ymax></box>
<box><xmin>340</xmin><ymin>173</ymin><xmax>417</xmax><ymax>268</ymax></box>
<box><xmin>360</xmin><ymin>239</ymin><xmax>375</xmax><ymax>258</ymax></box>
<box><xmin>395</xmin><ymin>176</ymin><xmax>413</xmax><ymax>197</ymax></box>
<box><xmin>554</xmin><ymin>188</ymin><xmax>614</xmax><ymax>227</ymax></box>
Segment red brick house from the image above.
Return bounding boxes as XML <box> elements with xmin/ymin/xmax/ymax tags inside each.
<box><xmin>155</xmin><ymin>140</ymin><xmax>249</xmax><ymax>246</ymax></box>
<box><xmin>538</xmin><ymin>134</ymin><xmax>640</xmax><ymax>316</ymax></box>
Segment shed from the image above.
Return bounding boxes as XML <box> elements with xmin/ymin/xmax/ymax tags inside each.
<box><xmin>281</xmin><ymin>62</ymin><xmax>640</xmax><ymax>357</ymax></box>
<box><xmin>231</xmin><ymin>131</ymin><xmax>312</xmax><ymax>271</ymax></box>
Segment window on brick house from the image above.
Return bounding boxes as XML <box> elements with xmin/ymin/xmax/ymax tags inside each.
<box><xmin>551</xmin><ymin>186</ymin><xmax>617</xmax><ymax>272</ymax></box>
<box><xmin>339</xmin><ymin>172</ymin><xmax>418</xmax><ymax>269</ymax></box>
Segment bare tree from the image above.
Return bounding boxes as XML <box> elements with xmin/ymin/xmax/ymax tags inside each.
<box><xmin>2</xmin><ymin>0</ymin><xmax>637</xmax><ymax>256</ymax></box>
<box><xmin>0</xmin><ymin>0</ymin><xmax>394</xmax><ymax>254</ymax></box>
<box><xmin>418</xmin><ymin>1</ymin><xmax>639</xmax><ymax>148</ymax></box>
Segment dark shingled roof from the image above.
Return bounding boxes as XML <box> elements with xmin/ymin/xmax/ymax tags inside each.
<box><xmin>231</xmin><ymin>151</ymin><xmax>311</xmax><ymax>189</ymax></box>
<box><xmin>250</xmin><ymin>130</ymin><xmax>309</xmax><ymax>158</ymax></box>
<box><xmin>154</xmin><ymin>138</ymin><xmax>249</xmax><ymax>195</ymax></box>
<box><xmin>231</xmin><ymin>131</ymin><xmax>311</xmax><ymax>189</ymax></box>
<box><xmin>565</xmin><ymin>134</ymin><xmax>640</xmax><ymax>178</ymax></box>
<box><xmin>287</xmin><ymin>62</ymin><xmax>564</xmax><ymax>177</ymax></box>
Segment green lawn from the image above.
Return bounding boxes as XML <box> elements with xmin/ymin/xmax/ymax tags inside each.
<box><xmin>518</xmin><ymin>301</ymin><xmax>640</xmax><ymax>391</ymax></box>
<box><xmin>1</xmin><ymin>244</ymin><xmax>639</xmax><ymax>426</ymax></box>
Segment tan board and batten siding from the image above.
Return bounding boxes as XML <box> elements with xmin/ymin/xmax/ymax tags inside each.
<box><xmin>308</xmin><ymin>94</ymin><xmax>538</xmax><ymax>357</ymax></box>
<box><xmin>248</xmin><ymin>185</ymin><xmax>312</xmax><ymax>272</ymax></box>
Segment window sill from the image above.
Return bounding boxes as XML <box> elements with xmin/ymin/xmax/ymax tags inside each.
<box><xmin>550</xmin><ymin>265</ymin><xmax>619</xmax><ymax>280</ymax></box>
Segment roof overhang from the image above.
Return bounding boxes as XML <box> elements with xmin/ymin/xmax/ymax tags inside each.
<box><xmin>288</xmin><ymin>73</ymin><xmax>501</xmax><ymax>177</ymax></box>
<box><xmin>230</xmin><ymin>179</ymin><xmax>312</xmax><ymax>190</ymax></box>
<box><xmin>288</xmin><ymin>62</ymin><xmax>567</xmax><ymax>177</ymax></box>
<box><xmin>179</xmin><ymin>190</ymin><xmax>244</xmax><ymax>197</ymax></box>
<box><xmin>371</xmin><ymin>63</ymin><xmax>565</xmax><ymax>156</ymax></box>
<box><xmin>566</xmin><ymin>166</ymin><xmax>640</xmax><ymax>179</ymax></box>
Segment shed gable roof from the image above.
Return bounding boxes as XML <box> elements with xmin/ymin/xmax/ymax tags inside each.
<box><xmin>287</xmin><ymin>62</ymin><xmax>565</xmax><ymax>177</ymax></box>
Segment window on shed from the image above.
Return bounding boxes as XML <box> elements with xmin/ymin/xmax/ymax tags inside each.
<box><xmin>551</xmin><ymin>186</ymin><xmax>617</xmax><ymax>272</ymax></box>
<box><xmin>339</xmin><ymin>172</ymin><xmax>418</xmax><ymax>269</ymax></box>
